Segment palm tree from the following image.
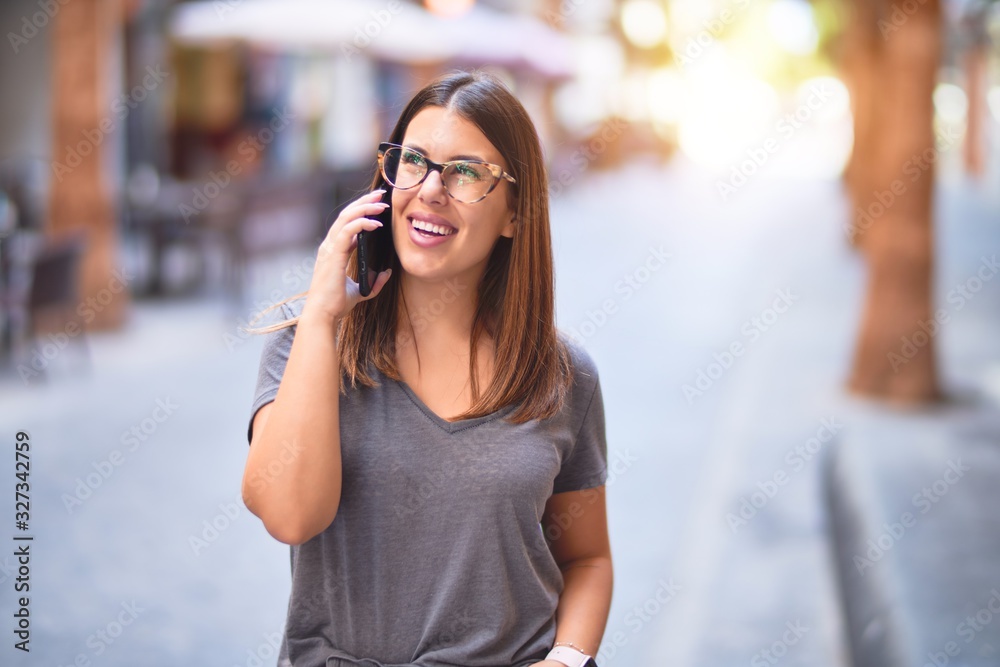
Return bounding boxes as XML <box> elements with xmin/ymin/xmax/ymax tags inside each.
<box><xmin>841</xmin><ymin>0</ymin><xmax>943</xmax><ymax>402</ymax></box>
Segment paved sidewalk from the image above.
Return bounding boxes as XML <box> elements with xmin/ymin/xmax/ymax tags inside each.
<box><xmin>826</xmin><ymin>398</ymin><xmax>1000</xmax><ymax>667</ymax></box>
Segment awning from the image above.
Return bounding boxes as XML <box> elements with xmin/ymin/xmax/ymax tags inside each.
<box><xmin>168</xmin><ymin>0</ymin><xmax>573</xmax><ymax>78</ymax></box>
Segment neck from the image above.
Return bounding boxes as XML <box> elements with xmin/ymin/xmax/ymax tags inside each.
<box><xmin>396</xmin><ymin>268</ymin><xmax>484</xmax><ymax>354</ymax></box>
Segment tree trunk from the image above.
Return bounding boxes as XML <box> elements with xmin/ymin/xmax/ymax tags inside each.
<box><xmin>48</xmin><ymin>0</ymin><xmax>128</xmax><ymax>331</ymax></box>
<box><xmin>841</xmin><ymin>0</ymin><xmax>879</xmax><ymax>248</ymax></box>
<box><xmin>963</xmin><ymin>45</ymin><xmax>988</xmax><ymax>177</ymax></box>
<box><xmin>846</xmin><ymin>0</ymin><xmax>942</xmax><ymax>403</ymax></box>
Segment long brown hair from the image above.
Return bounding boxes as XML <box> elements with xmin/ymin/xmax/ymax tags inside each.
<box><xmin>245</xmin><ymin>68</ymin><xmax>572</xmax><ymax>424</ymax></box>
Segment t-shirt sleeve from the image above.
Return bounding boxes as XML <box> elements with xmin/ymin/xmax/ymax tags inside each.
<box><xmin>246</xmin><ymin>301</ymin><xmax>298</xmax><ymax>446</ymax></box>
<box><xmin>552</xmin><ymin>372</ymin><xmax>609</xmax><ymax>495</ymax></box>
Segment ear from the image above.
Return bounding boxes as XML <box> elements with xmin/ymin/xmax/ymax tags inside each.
<box><xmin>500</xmin><ymin>215</ymin><xmax>516</xmax><ymax>239</ymax></box>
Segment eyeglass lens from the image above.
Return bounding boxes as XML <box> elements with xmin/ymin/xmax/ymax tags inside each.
<box><xmin>382</xmin><ymin>146</ymin><xmax>495</xmax><ymax>203</ymax></box>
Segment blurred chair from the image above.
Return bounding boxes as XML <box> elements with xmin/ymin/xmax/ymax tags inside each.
<box><xmin>29</xmin><ymin>230</ymin><xmax>88</xmax><ymax>315</ymax></box>
<box><xmin>0</xmin><ymin>229</ymin><xmax>90</xmax><ymax>381</ymax></box>
<box><xmin>27</xmin><ymin>230</ymin><xmax>91</xmax><ymax>377</ymax></box>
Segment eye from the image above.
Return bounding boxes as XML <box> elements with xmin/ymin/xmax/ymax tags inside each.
<box><xmin>401</xmin><ymin>149</ymin><xmax>425</xmax><ymax>167</ymax></box>
<box><xmin>454</xmin><ymin>162</ymin><xmax>485</xmax><ymax>181</ymax></box>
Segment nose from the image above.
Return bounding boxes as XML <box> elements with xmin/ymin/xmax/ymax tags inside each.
<box><xmin>417</xmin><ymin>167</ymin><xmax>447</xmax><ymax>206</ymax></box>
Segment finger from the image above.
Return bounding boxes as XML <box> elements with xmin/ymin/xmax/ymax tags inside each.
<box><xmin>364</xmin><ymin>268</ymin><xmax>393</xmax><ymax>300</ymax></box>
<box><xmin>322</xmin><ymin>218</ymin><xmax>383</xmax><ymax>257</ymax></box>
<box><xmin>344</xmin><ymin>218</ymin><xmax>384</xmax><ymax>238</ymax></box>
<box><xmin>350</xmin><ymin>188</ymin><xmax>386</xmax><ymax>207</ymax></box>
<box><xmin>324</xmin><ymin>190</ymin><xmax>389</xmax><ymax>235</ymax></box>
<box><xmin>327</xmin><ymin>202</ymin><xmax>389</xmax><ymax>238</ymax></box>
<box><xmin>343</xmin><ymin>197</ymin><xmax>390</xmax><ymax>221</ymax></box>
<box><xmin>343</xmin><ymin>190</ymin><xmax>390</xmax><ymax>220</ymax></box>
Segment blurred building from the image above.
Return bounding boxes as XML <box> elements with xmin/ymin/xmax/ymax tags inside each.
<box><xmin>0</xmin><ymin>0</ymin><xmax>638</xmax><ymax>368</ymax></box>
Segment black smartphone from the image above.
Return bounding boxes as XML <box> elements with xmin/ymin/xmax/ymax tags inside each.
<box><xmin>357</xmin><ymin>189</ymin><xmax>394</xmax><ymax>297</ymax></box>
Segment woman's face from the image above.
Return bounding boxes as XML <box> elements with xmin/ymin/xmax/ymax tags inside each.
<box><xmin>390</xmin><ymin>105</ymin><xmax>516</xmax><ymax>286</ymax></box>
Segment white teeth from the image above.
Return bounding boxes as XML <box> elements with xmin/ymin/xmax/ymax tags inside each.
<box><xmin>410</xmin><ymin>218</ymin><xmax>455</xmax><ymax>236</ymax></box>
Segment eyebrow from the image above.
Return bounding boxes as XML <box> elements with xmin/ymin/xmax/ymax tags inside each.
<box><xmin>405</xmin><ymin>144</ymin><xmax>489</xmax><ymax>163</ymax></box>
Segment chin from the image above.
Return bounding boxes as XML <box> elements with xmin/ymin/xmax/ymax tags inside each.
<box><xmin>397</xmin><ymin>255</ymin><xmax>475</xmax><ymax>286</ymax></box>
<box><xmin>395</xmin><ymin>252</ymin><xmax>443</xmax><ymax>279</ymax></box>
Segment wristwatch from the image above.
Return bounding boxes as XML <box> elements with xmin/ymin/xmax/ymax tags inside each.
<box><xmin>545</xmin><ymin>645</ymin><xmax>598</xmax><ymax>667</ymax></box>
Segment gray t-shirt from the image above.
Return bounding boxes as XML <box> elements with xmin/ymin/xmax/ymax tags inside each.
<box><xmin>246</xmin><ymin>297</ymin><xmax>608</xmax><ymax>667</ymax></box>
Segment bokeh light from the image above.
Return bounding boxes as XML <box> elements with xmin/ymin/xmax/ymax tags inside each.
<box><xmin>424</xmin><ymin>0</ymin><xmax>474</xmax><ymax>19</ymax></box>
<box><xmin>990</xmin><ymin>86</ymin><xmax>1000</xmax><ymax>124</ymax></box>
<box><xmin>767</xmin><ymin>0</ymin><xmax>819</xmax><ymax>55</ymax></box>
<box><xmin>675</xmin><ymin>49</ymin><xmax>780</xmax><ymax>168</ymax></box>
<box><xmin>621</xmin><ymin>0</ymin><xmax>669</xmax><ymax>49</ymax></box>
<box><xmin>934</xmin><ymin>82</ymin><xmax>969</xmax><ymax>124</ymax></box>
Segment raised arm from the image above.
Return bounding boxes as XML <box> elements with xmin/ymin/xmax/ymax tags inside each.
<box><xmin>241</xmin><ymin>188</ymin><xmax>393</xmax><ymax>545</ymax></box>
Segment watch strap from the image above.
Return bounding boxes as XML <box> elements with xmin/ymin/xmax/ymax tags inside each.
<box><xmin>545</xmin><ymin>645</ymin><xmax>592</xmax><ymax>667</ymax></box>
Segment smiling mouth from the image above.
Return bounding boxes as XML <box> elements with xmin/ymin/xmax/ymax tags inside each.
<box><xmin>409</xmin><ymin>217</ymin><xmax>456</xmax><ymax>237</ymax></box>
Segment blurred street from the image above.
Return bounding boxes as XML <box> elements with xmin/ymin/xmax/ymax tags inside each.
<box><xmin>0</xmin><ymin>151</ymin><xmax>997</xmax><ymax>666</ymax></box>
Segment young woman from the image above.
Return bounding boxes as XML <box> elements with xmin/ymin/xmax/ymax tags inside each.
<box><xmin>243</xmin><ymin>69</ymin><xmax>612</xmax><ymax>667</ymax></box>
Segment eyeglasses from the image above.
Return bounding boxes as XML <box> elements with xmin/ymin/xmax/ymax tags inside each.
<box><xmin>377</xmin><ymin>142</ymin><xmax>516</xmax><ymax>204</ymax></box>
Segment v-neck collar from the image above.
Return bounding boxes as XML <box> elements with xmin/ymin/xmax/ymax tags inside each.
<box><xmin>378</xmin><ymin>367</ymin><xmax>518</xmax><ymax>434</ymax></box>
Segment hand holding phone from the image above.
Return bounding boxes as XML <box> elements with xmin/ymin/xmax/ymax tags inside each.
<box><xmin>300</xmin><ymin>189</ymin><xmax>393</xmax><ymax>325</ymax></box>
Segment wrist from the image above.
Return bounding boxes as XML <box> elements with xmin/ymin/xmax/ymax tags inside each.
<box><xmin>298</xmin><ymin>303</ymin><xmax>342</xmax><ymax>331</ymax></box>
